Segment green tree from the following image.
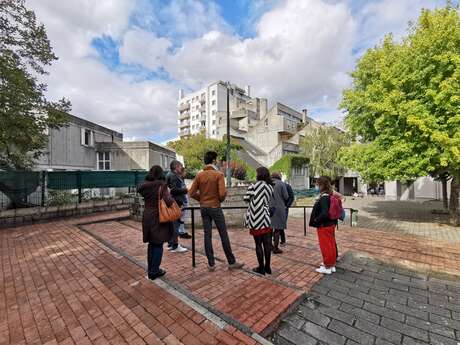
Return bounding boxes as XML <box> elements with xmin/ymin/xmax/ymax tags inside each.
<box><xmin>0</xmin><ymin>0</ymin><xmax>70</xmax><ymax>170</ymax></box>
<box><xmin>340</xmin><ymin>5</ymin><xmax>460</xmax><ymax>224</ymax></box>
<box><xmin>300</xmin><ymin>127</ymin><xmax>350</xmax><ymax>179</ymax></box>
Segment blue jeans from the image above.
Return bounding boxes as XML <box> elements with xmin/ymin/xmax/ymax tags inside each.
<box><xmin>168</xmin><ymin>220</ymin><xmax>180</xmax><ymax>249</ymax></box>
<box><xmin>147</xmin><ymin>243</ymin><xmax>163</xmax><ymax>276</ymax></box>
<box><xmin>200</xmin><ymin>207</ymin><xmax>236</xmax><ymax>266</ymax></box>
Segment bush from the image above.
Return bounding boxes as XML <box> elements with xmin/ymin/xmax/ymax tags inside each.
<box><xmin>47</xmin><ymin>190</ymin><xmax>75</xmax><ymax>206</ymax></box>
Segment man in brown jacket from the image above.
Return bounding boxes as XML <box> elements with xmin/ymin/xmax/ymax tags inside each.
<box><xmin>189</xmin><ymin>151</ymin><xmax>244</xmax><ymax>271</ymax></box>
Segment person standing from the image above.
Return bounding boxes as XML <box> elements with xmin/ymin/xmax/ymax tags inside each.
<box><xmin>178</xmin><ymin>166</ymin><xmax>191</xmax><ymax>239</ymax></box>
<box><xmin>138</xmin><ymin>165</ymin><xmax>173</xmax><ymax>280</ymax></box>
<box><xmin>281</xmin><ymin>180</ymin><xmax>295</xmax><ymax>246</ymax></box>
<box><xmin>244</xmin><ymin>167</ymin><xmax>275</xmax><ymax>275</ymax></box>
<box><xmin>189</xmin><ymin>151</ymin><xmax>244</xmax><ymax>271</ymax></box>
<box><xmin>166</xmin><ymin>160</ymin><xmax>189</xmax><ymax>253</ymax></box>
<box><xmin>309</xmin><ymin>176</ymin><xmax>338</xmax><ymax>274</ymax></box>
<box><xmin>270</xmin><ymin>172</ymin><xmax>289</xmax><ymax>254</ymax></box>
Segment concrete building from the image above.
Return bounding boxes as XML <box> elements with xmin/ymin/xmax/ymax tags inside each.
<box><xmin>178</xmin><ymin>81</ymin><xmax>266</xmax><ymax>139</ymax></box>
<box><xmin>385</xmin><ymin>177</ymin><xmax>453</xmax><ymax>201</ymax></box>
<box><xmin>37</xmin><ymin>114</ymin><xmax>176</xmax><ymax>172</ymax></box>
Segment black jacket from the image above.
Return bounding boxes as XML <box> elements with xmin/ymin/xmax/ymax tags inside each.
<box><xmin>309</xmin><ymin>194</ymin><xmax>337</xmax><ymax>228</ymax></box>
<box><xmin>166</xmin><ymin>172</ymin><xmax>187</xmax><ymax>206</ymax></box>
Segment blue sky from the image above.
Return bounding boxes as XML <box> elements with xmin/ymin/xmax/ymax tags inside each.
<box><xmin>29</xmin><ymin>0</ymin><xmax>448</xmax><ymax>143</ymax></box>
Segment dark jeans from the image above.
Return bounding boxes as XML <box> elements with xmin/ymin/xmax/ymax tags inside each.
<box><xmin>281</xmin><ymin>208</ymin><xmax>289</xmax><ymax>244</ymax></box>
<box><xmin>168</xmin><ymin>220</ymin><xmax>180</xmax><ymax>249</ymax></box>
<box><xmin>200</xmin><ymin>207</ymin><xmax>236</xmax><ymax>266</ymax></box>
<box><xmin>147</xmin><ymin>243</ymin><xmax>163</xmax><ymax>277</ymax></box>
<box><xmin>254</xmin><ymin>232</ymin><xmax>272</xmax><ymax>270</ymax></box>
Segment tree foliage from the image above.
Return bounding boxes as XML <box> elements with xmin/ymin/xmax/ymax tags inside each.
<box><xmin>0</xmin><ymin>0</ymin><xmax>70</xmax><ymax>170</ymax></box>
<box><xmin>270</xmin><ymin>154</ymin><xmax>309</xmax><ymax>179</ymax></box>
<box><xmin>340</xmin><ymin>5</ymin><xmax>460</xmax><ymax>223</ymax></box>
<box><xmin>300</xmin><ymin>127</ymin><xmax>350</xmax><ymax>179</ymax></box>
<box><xmin>166</xmin><ymin>133</ymin><xmax>245</xmax><ymax>177</ymax></box>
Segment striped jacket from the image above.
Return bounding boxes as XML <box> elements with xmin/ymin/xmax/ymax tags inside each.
<box><xmin>243</xmin><ymin>181</ymin><xmax>274</xmax><ymax>229</ymax></box>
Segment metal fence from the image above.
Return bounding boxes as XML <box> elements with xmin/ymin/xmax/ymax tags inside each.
<box><xmin>0</xmin><ymin>170</ymin><xmax>147</xmax><ymax>210</ymax></box>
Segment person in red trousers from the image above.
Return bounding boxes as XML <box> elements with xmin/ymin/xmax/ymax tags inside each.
<box><xmin>309</xmin><ymin>176</ymin><xmax>338</xmax><ymax>274</ymax></box>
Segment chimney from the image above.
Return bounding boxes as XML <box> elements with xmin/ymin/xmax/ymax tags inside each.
<box><xmin>245</xmin><ymin>85</ymin><xmax>251</xmax><ymax>97</ymax></box>
<box><xmin>179</xmin><ymin>89</ymin><xmax>184</xmax><ymax>99</ymax></box>
<box><xmin>302</xmin><ymin>109</ymin><xmax>308</xmax><ymax>122</ymax></box>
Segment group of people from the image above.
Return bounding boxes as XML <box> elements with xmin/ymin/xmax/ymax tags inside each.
<box><xmin>138</xmin><ymin>150</ymin><xmax>341</xmax><ymax>280</ymax></box>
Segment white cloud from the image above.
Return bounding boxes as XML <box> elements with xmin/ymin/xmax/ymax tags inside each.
<box><xmin>165</xmin><ymin>0</ymin><xmax>356</xmax><ymax>117</ymax></box>
<box><xmin>26</xmin><ymin>0</ymin><xmax>179</xmax><ymax>140</ymax></box>
<box><xmin>120</xmin><ymin>29</ymin><xmax>172</xmax><ymax>70</ymax></box>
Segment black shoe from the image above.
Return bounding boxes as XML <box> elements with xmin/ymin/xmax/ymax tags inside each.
<box><xmin>179</xmin><ymin>233</ymin><xmax>192</xmax><ymax>239</ymax></box>
<box><xmin>265</xmin><ymin>266</ymin><xmax>272</xmax><ymax>274</ymax></box>
<box><xmin>273</xmin><ymin>248</ymin><xmax>283</xmax><ymax>254</ymax></box>
<box><xmin>148</xmin><ymin>269</ymin><xmax>166</xmax><ymax>280</ymax></box>
<box><xmin>252</xmin><ymin>267</ymin><xmax>265</xmax><ymax>275</ymax></box>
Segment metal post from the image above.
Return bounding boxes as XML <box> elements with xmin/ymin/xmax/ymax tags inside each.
<box><xmin>226</xmin><ymin>82</ymin><xmax>232</xmax><ymax>187</ymax></box>
<box><xmin>350</xmin><ymin>209</ymin><xmax>353</xmax><ymax>227</ymax></box>
<box><xmin>303</xmin><ymin>207</ymin><xmax>307</xmax><ymax>236</ymax></box>
<box><xmin>77</xmin><ymin>171</ymin><xmax>82</xmax><ymax>203</ymax></box>
<box><xmin>191</xmin><ymin>208</ymin><xmax>196</xmax><ymax>268</ymax></box>
<box><xmin>41</xmin><ymin>171</ymin><xmax>46</xmax><ymax>207</ymax></box>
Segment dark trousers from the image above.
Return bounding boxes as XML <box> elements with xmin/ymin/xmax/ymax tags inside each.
<box><xmin>200</xmin><ymin>207</ymin><xmax>236</xmax><ymax>266</ymax></box>
<box><xmin>254</xmin><ymin>232</ymin><xmax>272</xmax><ymax>270</ymax></box>
<box><xmin>147</xmin><ymin>243</ymin><xmax>163</xmax><ymax>276</ymax></box>
<box><xmin>280</xmin><ymin>208</ymin><xmax>289</xmax><ymax>244</ymax></box>
<box><xmin>168</xmin><ymin>220</ymin><xmax>180</xmax><ymax>249</ymax></box>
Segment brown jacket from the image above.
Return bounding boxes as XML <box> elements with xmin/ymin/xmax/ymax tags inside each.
<box><xmin>189</xmin><ymin>165</ymin><xmax>227</xmax><ymax>208</ymax></box>
<box><xmin>138</xmin><ymin>180</ymin><xmax>174</xmax><ymax>244</ymax></box>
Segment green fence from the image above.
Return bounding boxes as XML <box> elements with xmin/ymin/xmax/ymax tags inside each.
<box><xmin>0</xmin><ymin>170</ymin><xmax>148</xmax><ymax>209</ymax></box>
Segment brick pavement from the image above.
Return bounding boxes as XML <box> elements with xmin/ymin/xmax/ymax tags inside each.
<box><xmin>273</xmin><ymin>254</ymin><xmax>460</xmax><ymax>345</ymax></box>
<box><xmin>3</xmin><ymin>209</ymin><xmax>460</xmax><ymax>345</ymax></box>
<box><xmin>0</xmin><ymin>212</ymin><xmax>261</xmax><ymax>345</ymax></box>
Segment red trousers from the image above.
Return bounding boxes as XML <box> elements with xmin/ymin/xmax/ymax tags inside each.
<box><xmin>317</xmin><ymin>225</ymin><xmax>337</xmax><ymax>268</ymax></box>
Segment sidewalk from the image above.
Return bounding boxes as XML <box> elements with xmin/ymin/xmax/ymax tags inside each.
<box><xmin>2</xmin><ymin>210</ymin><xmax>460</xmax><ymax>344</ymax></box>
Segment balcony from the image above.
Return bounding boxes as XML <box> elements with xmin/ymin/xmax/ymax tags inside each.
<box><xmin>200</xmin><ymin>97</ymin><xmax>206</xmax><ymax>104</ymax></box>
<box><xmin>179</xmin><ymin>121</ymin><xmax>190</xmax><ymax>128</ymax></box>
<box><xmin>276</xmin><ymin>117</ymin><xmax>297</xmax><ymax>134</ymax></box>
<box><xmin>230</xmin><ymin>108</ymin><xmax>256</xmax><ymax>119</ymax></box>
<box><xmin>180</xmin><ymin>128</ymin><xmax>190</xmax><ymax>137</ymax></box>
<box><xmin>179</xmin><ymin>111</ymin><xmax>190</xmax><ymax>120</ymax></box>
<box><xmin>178</xmin><ymin>103</ymin><xmax>190</xmax><ymax>112</ymax></box>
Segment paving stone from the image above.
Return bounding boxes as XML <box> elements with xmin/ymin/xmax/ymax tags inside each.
<box><xmin>284</xmin><ymin>313</ymin><xmax>307</xmax><ymax>330</ymax></box>
<box><xmin>355</xmin><ymin>319</ymin><xmax>402</xmax><ymax>344</ymax></box>
<box><xmin>340</xmin><ymin>303</ymin><xmax>380</xmax><ymax>324</ymax></box>
<box><xmin>348</xmin><ymin>289</ymin><xmax>386</xmax><ymax>307</ymax></box>
<box><xmin>406</xmin><ymin>315</ymin><xmax>455</xmax><ymax>339</ymax></box>
<box><xmin>402</xmin><ymin>336</ymin><xmax>429</xmax><ymax>345</ymax></box>
<box><xmin>429</xmin><ymin>313</ymin><xmax>460</xmax><ymax>331</ymax></box>
<box><xmin>309</xmin><ymin>293</ymin><xmax>342</xmax><ymax>309</ymax></box>
<box><xmin>362</xmin><ymin>301</ymin><xmax>405</xmax><ymax>323</ymax></box>
<box><xmin>327</xmin><ymin>320</ymin><xmax>374</xmax><ymax>345</ymax></box>
<box><xmin>389</xmin><ymin>288</ymin><xmax>428</xmax><ymax>303</ymax></box>
<box><xmin>386</xmin><ymin>301</ymin><xmax>429</xmax><ymax>320</ymax></box>
<box><xmin>297</xmin><ymin>305</ymin><xmax>331</xmax><ymax>327</ymax></box>
<box><xmin>345</xmin><ymin>340</ymin><xmax>360</xmax><ymax>345</ymax></box>
<box><xmin>381</xmin><ymin>317</ymin><xmax>429</xmax><ymax>342</ymax></box>
<box><xmin>277</xmin><ymin>322</ymin><xmax>318</xmax><ymax>345</ymax></box>
<box><xmin>407</xmin><ymin>299</ymin><xmax>452</xmax><ymax>318</ymax></box>
<box><xmin>453</xmin><ymin>312</ymin><xmax>460</xmax><ymax>321</ymax></box>
<box><xmin>376</xmin><ymin>338</ymin><xmax>397</xmax><ymax>345</ymax></box>
<box><xmin>318</xmin><ymin>305</ymin><xmax>354</xmax><ymax>326</ymax></box>
<box><xmin>327</xmin><ymin>290</ymin><xmax>363</xmax><ymax>308</ymax></box>
<box><xmin>302</xmin><ymin>321</ymin><xmax>346</xmax><ymax>345</ymax></box>
<box><xmin>429</xmin><ymin>332</ymin><xmax>459</xmax><ymax>345</ymax></box>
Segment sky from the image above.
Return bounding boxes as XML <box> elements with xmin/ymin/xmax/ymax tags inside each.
<box><xmin>26</xmin><ymin>0</ymin><xmax>447</xmax><ymax>143</ymax></box>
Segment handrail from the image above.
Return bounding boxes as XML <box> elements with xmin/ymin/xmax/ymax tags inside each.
<box><xmin>182</xmin><ymin>205</ymin><xmax>358</xmax><ymax>267</ymax></box>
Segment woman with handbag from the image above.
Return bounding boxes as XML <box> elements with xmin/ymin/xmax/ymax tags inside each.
<box><xmin>244</xmin><ymin>167</ymin><xmax>275</xmax><ymax>275</ymax></box>
<box><xmin>138</xmin><ymin>165</ymin><xmax>181</xmax><ymax>280</ymax></box>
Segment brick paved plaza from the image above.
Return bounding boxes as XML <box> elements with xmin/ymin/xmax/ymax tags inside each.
<box><xmin>1</xmin><ymin>205</ymin><xmax>460</xmax><ymax>344</ymax></box>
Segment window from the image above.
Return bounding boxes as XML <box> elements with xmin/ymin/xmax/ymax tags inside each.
<box><xmin>97</xmin><ymin>152</ymin><xmax>111</xmax><ymax>170</ymax></box>
<box><xmin>219</xmin><ymin>117</ymin><xmax>222</xmax><ymax>125</ymax></box>
<box><xmin>81</xmin><ymin>128</ymin><xmax>94</xmax><ymax>146</ymax></box>
<box><xmin>212</xmin><ymin>120</ymin><xmax>216</xmax><ymax>125</ymax></box>
<box><xmin>212</xmin><ymin>130</ymin><xmax>216</xmax><ymax>135</ymax></box>
<box><xmin>212</xmin><ymin>110</ymin><xmax>216</xmax><ymax>115</ymax></box>
<box><xmin>293</xmin><ymin>166</ymin><xmax>303</xmax><ymax>176</ymax></box>
<box><xmin>212</xmin><ymin>100</ymin><xmax>216</xmax><ymax>106</ymax></box>
<box><xmin>264</xmin><ymin>119</ymin><xmax>268</xmax><ymax>127</ymax></box>
<box><xmin>212</xmin><ymin>90</ymin><xmax>216</xmax><ymax>96</ymax></box>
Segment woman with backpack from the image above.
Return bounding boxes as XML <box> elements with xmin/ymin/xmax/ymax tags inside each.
<box><xmin>244</xmin><ymin>167</ymin><xmax>275</xmax><ymax>275</ymax></box>
<box><xmin>309</xmin><ymin>176</ymin><xmax>341</xmax><ymax>274</ymax></box>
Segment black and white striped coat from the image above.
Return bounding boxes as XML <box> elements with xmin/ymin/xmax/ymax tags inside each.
<box><xmin>243</xmin><ymin>181</ymin><xmax>274</xmax><ymax>229</ymax></box>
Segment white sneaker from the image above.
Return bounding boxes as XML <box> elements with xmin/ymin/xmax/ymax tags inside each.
<box><xmin>315</xmin><ymin>266</ymin><xmax>332</xmax><ymax>274</ymax></box>
<box><xmin>320</xmin><ymin>263</ymin><xmax>336</xmax><ymax>273</ymax></box>
<box><xmin>171</xmin><ymin>244</ymin><xmax>188</xmax><ymax>253</ymax></box>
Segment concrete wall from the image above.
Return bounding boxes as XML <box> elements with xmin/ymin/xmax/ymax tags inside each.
<box><xmin>385</xmin><ymin>176</ymin><xmax>454</xmax><ymax>201</ymax></box>
<box><xmin>36</xmin><ymin>114</ymin><xmax>122</xmax><ymax>171</ymax></box>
